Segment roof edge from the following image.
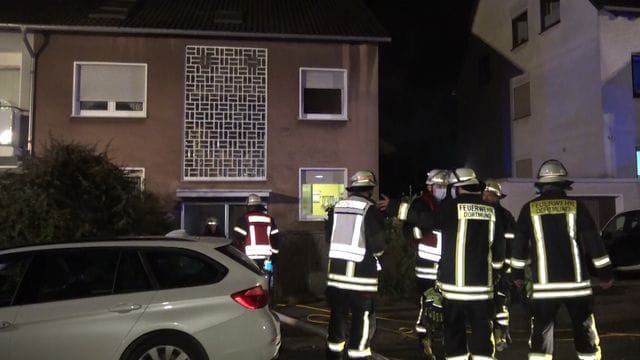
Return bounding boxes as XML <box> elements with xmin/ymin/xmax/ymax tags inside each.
<box><xmin>1</xmin><ymin>23</ymin><xmax>391</xmax><ymax>43</ymax></box>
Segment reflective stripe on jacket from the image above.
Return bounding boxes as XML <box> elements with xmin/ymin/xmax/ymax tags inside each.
<box><xmin>512</xmin><ymin>193</ymin><xmax>612</xmax><ymax>299</ymax></box>
<box><xmin>329</xmin><ymin>199</ymin><xmax>369</xmax><ymax>262</ymax></box>
<box><xmin>241</xmin><ymin>212</ymin><xmax>275</xmax><ymax>259</ymax></box>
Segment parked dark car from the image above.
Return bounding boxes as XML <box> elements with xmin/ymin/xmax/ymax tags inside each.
<box><xmin>601</xmin><ymin>210</ymin><xmax>640</xmax><ymax>272</ymax></box>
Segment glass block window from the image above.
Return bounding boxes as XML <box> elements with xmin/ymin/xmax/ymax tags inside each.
<box><xmin>300</xmin><ymin>168</ymin><xmax>347</xmax><ymax>221</ymax></box>
<box><xmin>184</xmin><ymin>46</ymin><xmax>267</xmax><ymax>180</ymax></box>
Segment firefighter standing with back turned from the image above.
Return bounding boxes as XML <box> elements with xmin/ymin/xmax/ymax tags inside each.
<box><xmin>435</xmin><ymin>168</ymin><xmax>505</xmax><ymax>360</ymax></box>
<box><xmin>233</xmin><ymin>193</ymin><xmax>281</xmax><ymax>272</ymax></box>
<box><xmin>377</xmin><ymin>169</ymin><xmax>450</xmax><ymax>358</ymax></box>
<box><xmin>325</xmin><ymin>170</ymin><xmax>387</xmax><ymax>360</ymax></box>
<box><xmin>482</xmin><ymin>178</ymin><xmax>517</xmax><ymax>352</ymax></box>
<box><xmin>510</xmin><ymin>159</ymin><xmax>613</xmax><ymax>360</ymax></box>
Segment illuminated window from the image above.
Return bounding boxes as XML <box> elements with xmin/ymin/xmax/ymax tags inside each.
<box><xmin>299</xmin><ymin>168</ymin><xmax>346</xmax><ymax>221</ymax></box>
<box><xmin>540</xmin><ymin>0</ymin><xmax>560</xmax><ymax>32</ymax></box>
<box><xmin>299</xmin><ymin>68</ymin><xmax>347</xmax><ymax>120</ymax></box>
<box><xmin>512</xmin><ymin>11</ymin><xmax>528</xmax><ymax>49</ymax></box>
<box><xmin>73</xmin><ymin>62</ymin><xmax>147</xmax><ymax>117</ymax></box>
<box><xmin>636</xmin><ymin>146</ymin><xmax>640</xmax><ymax>177</ymax></box>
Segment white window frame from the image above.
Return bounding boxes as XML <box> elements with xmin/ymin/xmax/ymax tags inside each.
<box><xmin>299</xmin><ymin>167</ymin><xmax>347</xmax><ymax>221</ymax></box>
<box><xmin>299</xmin><ymin>68</ymin><xmax>348</xmax><ymax>121</ymax></box>
<box><xmin>122</xmin><ymin>167</ymin><xmax>145</xmax><ymax>191</ymax></box>
<box><xmin>72</xmin><ymin>61</ymin><xmax>147</xmax><ymax>118</ymax></box>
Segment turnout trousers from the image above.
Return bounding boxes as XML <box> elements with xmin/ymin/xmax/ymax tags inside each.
<box><xmin>415</xmin><ymin>278</ymin><xmax>436</xmax><ymax>334</ymax></box>
<box><xmin>325</xmin><ymin>286</ymin><xmax>376</xmax><ymax>359</ymax></box>
<box><xmin>443</xmin><ymin>299</ymin><xmax>495</xmax><ymax>360</ymax></box>
<box><xmin>529</xmin><ymin>296</ymin><xmax>601</xmax><ymax>360</ymax></box>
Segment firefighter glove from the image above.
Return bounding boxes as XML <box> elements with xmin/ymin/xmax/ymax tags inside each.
<box><xmin>424</xmin><ymin>287</ymin><xmax>443</xmax><ymax>323</ymax></box>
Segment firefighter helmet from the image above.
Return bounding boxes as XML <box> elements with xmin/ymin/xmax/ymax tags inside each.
<box><xmin>246</xmin><ymin>193</ymin><xmax>263</xmax><ymax>206</ymax></box>
<box><xmin>536</xmin><ymin>159</ymin><xmax>569</xmax><ymax>183</ymax></box>
<box><xmin>484</xmin><ymin>178</ymin><xmax>506</xmax><ymax>198</ymax></box>
<box><xmin>449</xmin><ymin>168</ymin><xmax>479</xmax><ymax>187</ymax></box>
<box><xmin>427</xmin><ymin>170</ymin><xmax>450</xmax><ymax>185</ymax></box>
<box><xmin>347</xmin><ymin>170</ymin><xmax>377</xmax><ymax>190</ymax></box>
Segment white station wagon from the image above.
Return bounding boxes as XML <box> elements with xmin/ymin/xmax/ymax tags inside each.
<box><xmin>0</xmin><ymin>235</ymin><xmax>280</xmax><ymax>360</ymax></box>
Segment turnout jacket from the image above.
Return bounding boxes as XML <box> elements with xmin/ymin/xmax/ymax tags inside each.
<box><xmin>233</xmin><ymin>210</ymin><xmax>281</xmax><ymax>259</ymax></box>
<box><xmin>435</xmin><ymin>193</ymin><xmax>505</xmax><ymax>301</ymax></box>
<box><xmin>383</xmin><ymin>192</ymin><xmax>442</xmax><ymax>280</ymax></box>
<box><xmin>327</xmin><ymin>194</ymin><xmax>387</xmax><ymax>292</ymax></box>
<box><xmin>511</xmin><ymin>190</ymin><xmax>613</xmax><ymax>299</ymax></box>
<box><xmin>496</xmin><ymin>204</ymin><xmax>517</xmax><ymax>271</ymax></box>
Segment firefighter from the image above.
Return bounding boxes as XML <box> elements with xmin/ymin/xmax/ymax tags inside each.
<box><xmin>326</xmin><ymin>170</ymin><xmax>387</xmax><ymax>359</ymax></box>
<box><xmin>377</xmin><ymin>169</ymin><xmax>449</xmax><ymax>358</ymax></box>
<box><xmin>435</xmin><ymin>168</ymin><xmax>505</xmax><ymax>360</ymax></box>
<box><xmin>482</xmin><ymin>178</ymin><xmax>516</xmax><ymax>351</ymax></box>
<box><xmin>511</xmin><ymin>159</ymin><xmax>613</xmax><ymax>360</ymax></box>
<box><xmin>233</xmin><ymin>194</ymin><xmax>281</xmax><ymax>271</ymax></box>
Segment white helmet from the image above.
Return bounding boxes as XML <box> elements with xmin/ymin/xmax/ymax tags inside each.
<box><xmin>536</xmin><ymin>159</ymin><xmax>569</xmax><ymax>184</ymax></box>
<box><xmin>246</xmin><ymin>193</ymin><xmax>263</xmax><ymax>206</ymax></box>
<box><xmin>484</xmin><ymin>178</ymin><xmax>506</xmax><ymax>198</ymax></box>
<box><xmin>347</xmin><ymin>170</ymin><xmax>377</xmax><ymax>190</ymax></box>
<box><xmin>449</xmin><ymin>168</ymin><xmax>479</xmax><ymax>187</ymax></box>
<box><xmin>426</xmin><ymin>169</ymin><xmax>449</xmax><ymax>185</ymax></box>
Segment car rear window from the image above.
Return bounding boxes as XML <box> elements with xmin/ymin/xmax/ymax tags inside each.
<box><xmin>143</xmin><ymin>249</ymin><xmax>228</xmax><ymax>289</ymax></box>
<box><xmin>216</xmin><ymin>245</ymin><xmax>263</xmax><ymax>275</ymax></box>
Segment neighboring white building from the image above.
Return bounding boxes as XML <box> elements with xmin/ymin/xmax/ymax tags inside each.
<box><xmin>463</xmin><ymin>0</ymin><xmax>640</xmax><ymax>223</ymax></box>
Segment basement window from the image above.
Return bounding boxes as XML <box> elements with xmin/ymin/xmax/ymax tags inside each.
<box><xmin>73</xmin><ymin>62</ymin><xmax>147</xmax><ymax>118</ymax></box>
<box><xmin>299</xmin><ymin>68</ymin><xmax>347</xmax><ymax>121</ymax></box>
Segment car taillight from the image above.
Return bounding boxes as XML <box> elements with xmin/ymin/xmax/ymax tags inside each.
<box><xmin>231</xmin><ymin>285</ymin><xmax>268</xmax><ymax>309</ymax></box>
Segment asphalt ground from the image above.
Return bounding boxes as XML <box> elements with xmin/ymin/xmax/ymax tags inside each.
<box><xmin>274</xmin><ymin>278</ymin><xmax>640</xmax><ymax>359</ymax></box>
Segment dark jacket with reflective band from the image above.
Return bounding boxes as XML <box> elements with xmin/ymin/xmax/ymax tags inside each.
<box><xmin>495</xmin><ymin>204</ymin><xmax>517</xmax><ymax>271</ymax></box>
<box><xmin>327</xmin><ymin>194</ymin><xmax>387</xmax><ymax>292</ymax></box>
<box><xmin>384</xmin><ymin>193</ymin><xmax>441</xmax><ymax>280</ymax></box>
<box><xmin>435</xmin><ymin>193</ymin><xmax>505</xmax><ymax>301</ymax></box>
<box><xmin>511</xmin><ymin>190</ymin><xmax>613</xmax><ymax>299</ymax></box>
<box><xmin>405</xmin><ymin>194</ymin><xmax>441</xmax><ymax>280</ymax></box>
<box><xmin>233</xmin><ymin>210</ymin><xmax>280</xmax><ymax>259</ymax></box>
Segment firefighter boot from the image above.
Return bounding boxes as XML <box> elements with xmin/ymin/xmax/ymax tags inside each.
<box><xmin>421</xmin><ymin>336</ymin><xmax>436</xmax><ymax>360</ymax></box>
<box><xmin>494</xmin><ymin>325</ymin><xmax>510</xmax><ymax>352</ymax></box>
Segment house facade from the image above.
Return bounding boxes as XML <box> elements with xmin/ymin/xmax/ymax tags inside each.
<box><xmin>0</xmin><ymin>0</ymin><xmax>388</xmax><ymax>298</ymax></box>
<box><xmin>460</xmin><ymin>0</ymin><xmax>640</xmax><ymax>224</ymax></box>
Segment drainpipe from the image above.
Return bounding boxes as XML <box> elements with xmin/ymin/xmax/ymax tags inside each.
<box><xmin>20</xmin><ymin>26</ymin><xmax>36</xmax><ymax>156</ymax></box>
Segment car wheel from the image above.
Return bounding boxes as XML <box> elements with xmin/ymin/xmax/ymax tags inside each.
<box><xmin>123</xmin><ymin>332</ymin><xmax>208</xmax><ymax>360</ymax></box>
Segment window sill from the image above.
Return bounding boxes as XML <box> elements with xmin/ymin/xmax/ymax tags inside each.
<box><xmin>299</xmin><ymin>116</ymin><xmax>349</xmax><ymax>121</ymax></box>
<box><xmin>511</xmin><ymin>41</ymin><xmax>528</xmax><ymax>51</ymax></box>
<box><xmin>71</xmin><ymin>114</ymin><xmax>147</xmax><ymax>121</ymax></box>
<box><xmin>540</xmin><ymin>20</ymin><xmax>560</xmax><ymax>34</ymax></box>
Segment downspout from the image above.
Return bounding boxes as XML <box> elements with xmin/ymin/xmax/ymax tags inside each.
<box><xmin>20</xmin><ymin>26</ymin><xmax>36</xmax><ymax>156</ymax></box>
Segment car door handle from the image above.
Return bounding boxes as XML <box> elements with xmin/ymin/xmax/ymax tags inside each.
<box><xmin>109</xmin><ymin>303</ymin><xmax>142</xmax><ymax>313</ymax></box>
<box><xmin>0</xmin><ymin>320</ymin><xmax>12</xmax><ymax>329</ymax></box>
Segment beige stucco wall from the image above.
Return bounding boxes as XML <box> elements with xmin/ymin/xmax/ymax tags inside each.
<box><xmin>473</xmin><ymin>0</ymin><xmax>607</xmax><ymax>178</ymax></box>
<box><xmin>32</xmin><ymin>34</ymin><xmax>379</xmax><ymax>231</ymax></box>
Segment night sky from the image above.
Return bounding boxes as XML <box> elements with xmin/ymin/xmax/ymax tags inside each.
<box><xmin>364</xmin><ymin>0</ymin><xmax>477</xmax><ymax>197</ymax></box>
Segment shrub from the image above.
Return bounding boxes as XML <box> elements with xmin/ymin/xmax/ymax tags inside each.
<box><xmin>0</xmin><ymin>138</ymin><xmax>173</xmax><ymax>248</ymax></box>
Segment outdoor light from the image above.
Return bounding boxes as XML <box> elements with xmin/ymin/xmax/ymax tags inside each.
<box><xmin>315</xmin><ymin>175</ymin><xmax>324</xmax><ymax>179</ymax></box>
<box><xmin>0</xmin><ymin>128</ymin><xmax>11</xmax><ymax>145</ymax></box>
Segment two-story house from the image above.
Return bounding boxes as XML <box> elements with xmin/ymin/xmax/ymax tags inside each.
<box><xmin>458</xmin><ymin>0</ymin><xmax>640</xmax><ymax>225</ymax></box>
<box><xmin>0</xmin><ymin>0</ymin><xmax>389</xmax><ymax>298</ymax></box>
